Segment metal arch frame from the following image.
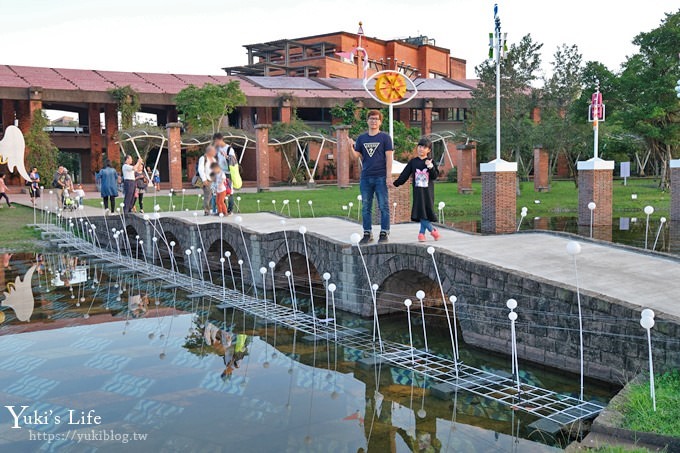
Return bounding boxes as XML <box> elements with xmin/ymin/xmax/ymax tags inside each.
<box><xmin>269</xmin><ymin>131</ymin><xmax>337</xmax><ymax>184</ymax></box>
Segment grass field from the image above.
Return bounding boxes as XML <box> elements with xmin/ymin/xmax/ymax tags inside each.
<box><xmin>0</xmin><ymin>204</ymin><xmax>42</xmax><ymax>250</ymax></box>
<box><xmin>83</xmin><ymin>179</ymin><xmax>670</xmax><ymax>221</ymax></box>
<box><xmin>619</xmin><ymin>370</ymin><xmax>680</xmax><ymax>437</ymax></box>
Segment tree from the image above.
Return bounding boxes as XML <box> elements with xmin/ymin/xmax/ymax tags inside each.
<box><xmin>108</xmin><ymin>86</ymin><xmax>140</xmax><ymax>130</ymax></box>
<box><xmin>25</xmin><ymin>110</ymin><xmax>59</xmax><ymax>183</ymax></box>
<box><xmin>467</xmin><ymin>34</ymin><xmax>543</xmax><ymax>178</ymax></box>
<box><xmin>538</xmin><ymin>44</ymin><xmax>589</xmax><ymax>186</ymax></box>
<box><xmin>616</xmin><ymin>10</ymin><xmax>680</xmax><ymax>188</ymax></box>
<box><xmin>175</xmin><ymin>82</ymin><xmax>246</xmax><ymax>134</ymax></box>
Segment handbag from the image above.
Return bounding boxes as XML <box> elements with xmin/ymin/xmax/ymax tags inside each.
<box><xmin>191</xmin><ymin>174</ymin><xmax>203</xmax><ymax>188</ymax></box>
<box><xmin>229</xmin><ymin>163</ymin><xmax>242</xmax><ymax>190</ymax></box>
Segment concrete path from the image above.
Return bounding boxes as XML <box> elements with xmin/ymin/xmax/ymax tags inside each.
<box><xmin>19</xmin><ymin>193</ymin><xmax>680</xmax><ymax>320</ymax></box>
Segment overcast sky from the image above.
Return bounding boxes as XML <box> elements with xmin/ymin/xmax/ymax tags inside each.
<box><xmin>2</xmin><ymin>0</ymin><xmax>677</xmax><ymax>79</ymax></box>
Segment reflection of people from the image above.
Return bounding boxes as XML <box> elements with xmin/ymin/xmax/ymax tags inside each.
<box><xmin>393</xmin><ymin>138</ymin><xmax>441</xmax><ymax>242</ymax></box>
<box><xmin>128</xmin><ymin>294</ymin><xmax>149</xmax><ymax>318</ymax></box>
<box><xmin>353</xmin><ymin>110</ymin><xmax>393</xmax><ymax>244</ymax></box>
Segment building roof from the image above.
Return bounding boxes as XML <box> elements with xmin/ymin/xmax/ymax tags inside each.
<box><xmin>0</xmin><ymin>64</ymin><xmax>475</xmax><ymax>108</ymax></box>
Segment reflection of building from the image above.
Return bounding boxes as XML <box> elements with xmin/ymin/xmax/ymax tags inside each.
<box><xmin>51</xmin><ymin>265</ymin><xmax>88</xmax><ymax>286</ymax></box>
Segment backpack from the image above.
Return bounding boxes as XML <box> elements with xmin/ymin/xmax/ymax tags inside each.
<box><xmin>52</xmin><ymin>177</ymin><xmax>59</xmax><ymax>188</ymax></box>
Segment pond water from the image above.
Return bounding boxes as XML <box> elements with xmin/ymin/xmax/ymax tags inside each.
<box><xmin>445</xmin><ymin>216</ymin><xmax>680</xmax><ymax>255</ymax></box>
<box><xmin>0</xmin><ymin>252</ymin><xmax>617</xmax><ymax>452</ymax></box>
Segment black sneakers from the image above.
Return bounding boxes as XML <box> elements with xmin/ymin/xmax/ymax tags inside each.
<box><xmin>378</xmin><ymin>231</ymin><xmax>389</xmax><ymax>243</ymax></box>
<box><xmin>359</xmin><ymin>232</ymin><xmax>373</xmax><ymax>244</ymax></box>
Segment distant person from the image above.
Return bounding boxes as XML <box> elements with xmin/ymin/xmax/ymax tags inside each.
<box><xmin>210</xmin><ymin>162</ymin><xmax>230</xmax><ymax>216</ymax></box>
<box><xmin>0</xmin><ymin>173</ymin><xmax>15</xmax><ymax>208</ymax></box>
<box><xmin>121</xmin><ymin>155</ymin><xmax>136</xmax><ymax>214</ymax></box>
<box><xmin>214</xmin><ymin>133</ymin><xmax>236</xmax><ymax>214</ymax></box>
<box><xmin>393</xmin><ymin>138</ymin><xmax>441</xmax><ymax>242</ymax></box>
<box><xmin>56</xmin><ymin>168</ymin><xmax>73</xmax><ymax>209</ymax></box>
<box><xmin>197</xmin><ymin>145</ymin><xmax>217</xmax><ymax>216</ymax></box>
<box><xmin>99</xmin><ymin>159</ymin><xmax>119</xmax><ymax>214</ymax></box>
<box><xmin>73</xmin><ymin>184</ymin><xmax>85</xmax><ymax>205</ymax></box>
<box><xmin>28</xmin><ymin>166</ymin><xmax>40</xmax><ymax>205</ymax></box>
<box><xmin>134</xmin><ymin>161</ymin><xmax>147</xmax><ymax>213</ymax></box>
<box><xmin>353</xmin><ymin>110</ymin><xmax>393</xmax><ymax>244</ymax></box>
<box><xmin>149</xmin><ymin>166</ymin><xmax>160</xmax><ymax>191</ymax></box>
<box><xmin>52</xmin><ymin>166</ymin><xmax>65</xmax><ymax>209</ymax></box>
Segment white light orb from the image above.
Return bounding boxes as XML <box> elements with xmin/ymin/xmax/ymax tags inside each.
<box><xmin>308</xmin><ymin>200</ymin><xmax>313</xmax><ymax>205</ymax></box>
<box><xmin>508</xmin><ymin>312</ymin><xmax>518</xmax><ymax>321</ymax></box>
<box><xmin>260</xmin><ymin>267</ymin><xmax>267</xmax><ymax>275</ymax></box>
<box><xmin>285</xmin><ymin>270</ymin><xmax>291</xmax><ymax>277</ymax></box>
<box><xmin>283</xmin><ymin>199</ymin><xmax>289</xmax><ymax>205</ymax></box>
<box><xmin>372</xmin><ymin>284</ymin><xmax>379</xmax><ymax>291</ymax></box>
<box><xmin>143</xmin><ymin>214</ymin><xmax>150</xmax><ymax>221</ymax></box>
<box><xmin>416</xmin><ymin>290</ymin><xmax>425</xmax><ymax>300</ymax></box>
<box><xmin>135</xmin><ymin>235</ymin><xmax>140</xmax><ymax>240</ymax></box>
<box><xmin>238</xmin><ymin>259</ymin><xmax>244</xmax><ymax>265</ymax></box>
<box><xmin>154</xmin><ymin>205</ymin><xmax>161</xmax><ymax>211</ymax></box>
<box><xmin>357</xmin><ymin>195</ymin><xmax>362</xmax><ymax>201</ymax></box>
<box><xmin>280</xmin><ymin>219</ymin><xmax>286</xmax><ymax>225</ymax></box>
<box><xmin>170</xmin><ymin>241</ymin><xmax>176</xmax><ymax>247</ymax></box>
<box><xmin>322</xmin><ymin>272</ymin><xmax>330</xmax><ymax>281</ymax></box>
<box><xmin>588</xmin><ymin>202</ymin><xmax>596</xmax><ymax>211</ymax></box>
<box><xmin>660</xmin><ymin>217</ymin><xmax>667</xmax><ymax>224</ymax></box>
<box><xmin>182</xmin><ymin>188</ymin><xmax>186</xmax><ymax>193</ymax></box>
<box><xmin>139</xmin><ymin>240</ymin><xmax>143</xmax><ymax>245</ymax></box>
<box><xmin>193</xmin><ymin>212</ymin><xmax>198</xmax><ymax>217</ymax></box>
<box><xmin>427</xmin><ymin>246</ymin><xmax>435</xmax><ymax>255</ymax></box>
<box><xmin>417</xmin><ymin>409</ymin><xmax>426</xmax><ymax>418</ymax></box>
<box><xmin>449</xmin><ymin>295</ymin><xmax>457</xmax><ymax>304</ymax></box>
<box><xmin>272</xmin><ymin>200</ymin><xmax>276</xmax><ymax>204</ymax></box>
<box><xmin>404</xmin><ymin>298</ymin><xmax>412</xmax><ymax>307</ymax></box>
<box><xmin>225</xmin><ymin>251</ymin><xmax>231</xmax><ymax>257</ymax></box>
<box><xmin>152</xmin><ymin>237</ymin><xmax>157</xmax><ymax>242</ymax></box>
<box><xmin>237</xmin><ymin>196</ymin><xmax>241</xmax><ymax>201</ymax></box>
<box><xmin>235</xmin><ymin>216</ymin><xmax>243</xmax><ymax>224</ymax></box>
<box><xmin>328</xmin><ymin>283</ymin><xmax>336</xmax><ymax>292</ymax></box>
<box><xmin>219</xmin><ymin>213</ymin><xmax>224</xmax><ymax>218</ymax></box>
<box><xmin>197</xmin><ymin>248</ymin><xmax>202</xmax><ymax>253</ymax></box>
<box><xmin>393</xmin><ymin>202</ymin><xmax>397</xmax><ymax>207</ymax></box>
<box><xmin>269</xmin><ymin>261</ymin><xmax>276</xmax><ymax>269</ymax></box>
<box><xmin>298</xmin><ymin>226</ymin><xmax>307</xmax><ymax>234</ymax></box>
<box><xmin>566</xmin><ymin>241</ymin><xmax>581</xmax><ymax>256</ymax></box>
<box><xmin>185</xmin><ymin>249</ymin><xmax>192</xmax><ymax>255</ymax></box>
<box><xmin>350</xmin><ymin>233</ymin><xmax>361</xmax><ymax>245</ymax></box>
<box><xmin>220</xmin><ymin>258</ymin><xmax>225</xmax><ymax>263</ymax></box>
<box><xmin>640</xmin><ymin>317</ymin><xmax>655</xmax><ymax>329</ymax></box>
<box><xmin>506</xmin><ymin>298</ymin><xmax>518</xmax><ymax>310</ymax></box>
<box><xmin>120</xmin><ymin>202</ymin><xmax>125</xmax><ymax>208</ymax></box>
<box><xmin>154</xmin><ymin>213</ymin><xmax>160</xmax><ymax>220</ymax></box>
<box><xmin>348</xmin><ymin>202</ymin><xmax>353</xmax><ymax>207</ymax></box>
<box><xmin>641</xmin><ymin>308</ymin><xmax>655</xmax><ymax>320</ymax></box>
<box><xmin>342</xmin><ymin>205</ymin><xmax>347</xmax><ymax>211</ymax></box>
<box><xmin>644</xmin><ymin>206</ymin><xmax>654</xmax><ymax>215</ymax></box>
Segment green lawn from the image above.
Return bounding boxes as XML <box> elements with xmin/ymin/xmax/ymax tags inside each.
<box><xmin>83</xmin><ymin>178</ymin><xmax>670</xmax><ymax>222</ymax></box>
<box><xmin>619</xmin><ymin>370</ymin><xmax>680</xmax><ymax>437</ymax></box>
<box><xmin>0</xmin><ymin>204</ymin><xmax>42</xmax><ymax>250</ymax></box>
<box><xmin>591</xmin><ymin>447</ymin><xmax>657</xmax><ymax>453</ymax></box>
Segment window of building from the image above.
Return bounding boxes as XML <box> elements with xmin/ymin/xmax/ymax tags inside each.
<box><xmin>446</xmin><ymin>108</ymin><xmax>468</xmax><ymax>122</ymax></box>
<box><xmin>428</xmin><ymin>71</ymin><xmax>445</xmax><ymax>79</ymax></box>
<box><xmin>431</xmin><ymin>110</ymin><xmax>440</xmax><ymax>122</ymax></box>
<box><xmin>410</xmin><ymin>109</ymin><xmax>422</xmax><ymax>122</ymax></box>
<box><xmin>296</xmin><ymin>108</ymin><xmax>331</xmax><ymax>122</ymax></box>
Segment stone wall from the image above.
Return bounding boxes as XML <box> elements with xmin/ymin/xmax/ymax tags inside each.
<box><xmin>84</xmin><ymin>215</ymin><xmax>680</xmax><ymax>383</ymax></box>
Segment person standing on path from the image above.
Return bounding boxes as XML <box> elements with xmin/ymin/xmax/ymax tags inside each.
<box><xmin>134</xmin><ymin>161</ymin><xmax>147</xmax><ymax>213</ymax></box>
<box><xmin>99</xmin><ymin>160</ymin><xmax>118</xmax><ymax>214</ymax></box>
<box><xmin>197</xmin><ymin>145</ymin><xmax>217</xmax><ymax>216</ymax></box>
<box><xmin>393</xmin><ymin>138</ymin><xmax>441</xmax><ymax>242</ymax></box>
<box><xmin>28</xmin><ymin>167</ymin><xmax>40</xmax><ymax>205</ymax></box>
<box><xmin>0</xmin><ymin>173</ymin><xmax>15</xmax><ymax>208</ymax></box>
<box><xmin>214</xmin><ymin>133</ymin><xmax>236</xmax><ymax>214</ymax></box>
<box><xmin>121</xmin><ymin>155</ymin><xmax>136</xmax><ymax>214</ymax></box>
<box><xmin>353</xmin><ymin>110</ymin><xmax>393</xmax><ymax>244</ymax></box>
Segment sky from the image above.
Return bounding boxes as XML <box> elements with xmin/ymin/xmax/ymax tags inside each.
<box><xmin>1</xmin><ymin>0</ymin><xmax>677</xmax><ymax>80</ymax></box>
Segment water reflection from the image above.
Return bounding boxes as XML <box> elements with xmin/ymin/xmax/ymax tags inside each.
<box><xmin>0</xmin><ymin>253</ymin><xmax>599</xmax><ymax>451</ymax></box>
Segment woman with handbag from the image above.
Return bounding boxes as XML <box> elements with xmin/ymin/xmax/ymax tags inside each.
<box><xmin>134</xmin><ymin>162</ymin><xmax>148</xmax><ymax>213</ymax></box>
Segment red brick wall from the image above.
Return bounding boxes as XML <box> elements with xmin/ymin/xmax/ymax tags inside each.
<box><xmin>481</xmin><ymin>171</ymin><xmax>516</xmax><ymax>234</ymax></box>
<box><xmin>335</xmin><ymin>126</ymin><xmax>351</xmax><ymax>188</ymax></box>
<box><xmin>255</xmin><ymin>125</ymin><xmax>270</xmax><ymax>191</ymax></box>
<box><xmin>166</xmin><ymin>123</ymin><xmax>182</xmax><ymax>190</ymax></box>
<box><xmin>105</xmin><ymin>104</ymin><xmax>120</xmax><ymax>165</ymax></box>
<box><xmin>578</xmin><ymin>169</ymin><xmax>612</xmax><ymax>226</ymax></box>
<box><xmin>89</xmin><ymin>103</ymin><xmax>103</xmax><ymax>181</ymax></box>
<box><xmin>456</xmin><ymin>144</ymin><xmax>474</xmax><ymax>194</ymax></box>
<box><xmin>372</xmin><ymin>182</ymin><xmax>411</xmax><ymax>225</ymax></box>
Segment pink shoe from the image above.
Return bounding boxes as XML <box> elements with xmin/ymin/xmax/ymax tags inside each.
<box><xmin>431</xmin><ymin>229</ymin><xmax>440</xmax><ymax>240</ymax></box>
<box><xmin>417</xmin><ymin>233</ymin><xmax>426</xmax><ymax>242</ymax></box>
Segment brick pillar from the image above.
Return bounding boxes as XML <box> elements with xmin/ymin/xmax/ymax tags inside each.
<box><xmin>334</xmin><ymin>125</ymin><xmax>351</xmax><ymax>188</ymax></box>
<box><xmin>280</xmin><ymin>100</ymin><xmax>292</xmax><ymax>124</ymax></box>
<box><xmin>481</xmin><ymin>160</ymin><xmax>517</xmax><ymax>234</ymax></box>
<box><xmin>670</xmin><ymin>160</ymin><xmax>680</xmax><ymax>221</ymax></box>
<box><xmin>533</xmin><ymin>146</ymin><xmax>550</xmax><ymax>192</ymax></box>
<box><xmin>16</xmin><ymin>100</ymin><xmax>31</xmax><ymax>134</ymax></box>
<box><xmin>165</xmin><ymin>106</ymin><xmax>178</xmax><ymax>125</ymax></box>
<box><xmin>28</xmin><ymin>87</ymin><xmax>42</xmax><ymax>123</ymax></box>
<box><xmin>256</xmin><ymin>107</ymin><xmax>272</xmax><ymax>125</ymax></box>
<box><xmin>88</xmin><ymin>103</ymin><xmax>103</xmax><ymax>181</ymax></box>
<box><xmin>353</xmin><ymin>99</ymin><xmax>364</xmax><ymax>121</ymax></box>
<box><xmin>105</xmin><ymin>104</ymin><xmax>120</xmax><ymax>166</ymax></box>
<box><xmin>399</xmin><ymin>108</ymin><xmax>410</xmax><ymax>127</ymax></box>
<box><xmin>166</xmin><ymin>123</ymin><xmax>183</xmax><ymax>191</ymax></box>
<box><xmin>577</xmin><ymin>158</ymin><xmax>614</xmax><ymax>226</ymax></box>
<box><xmin>255</xmin><ymin>124</ymin><xmax>270</xmax><ymax>192</ymax></box>
<box><xmin>456</xmin><ymin>144</ymin><xmax>474</xmax><ymax>194</ymax></box>
<box><xmin>1</xmin><ymin>100</ymin><xmax>15</xmax><ymax>130</ymax></box>
<box><xmin>422</xmin><ymin>100</ymin><xmax>433</xmax><ymax>135</ymax></box>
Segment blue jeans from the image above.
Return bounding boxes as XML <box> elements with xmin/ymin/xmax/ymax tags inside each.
<box><xmin>419</xmin><ymin>219</ymin><xmax>434</xmax><ymax>234</ymax></box>
<box><xmin>360</xmin><ymin>175</ymin><xmax>390</xmax><ymax>233</ymax></box>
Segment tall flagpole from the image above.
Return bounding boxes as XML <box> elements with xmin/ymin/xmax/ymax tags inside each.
<box><xmin>494</xmin><ymin>4</ymin><xmax>502</xmax><ymax>161</ymax></box>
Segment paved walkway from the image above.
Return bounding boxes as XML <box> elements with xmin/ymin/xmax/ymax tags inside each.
<box><xmin>17</xmin><ymin>193</ymin><xmax>680</xmax><ymax>320</ymax></box>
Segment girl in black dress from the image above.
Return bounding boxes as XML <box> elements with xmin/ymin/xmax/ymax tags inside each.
<box><xmin>393</xmin><ymin>138</ymin><xmax>441</xmax><ymax>242</ymax></box>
